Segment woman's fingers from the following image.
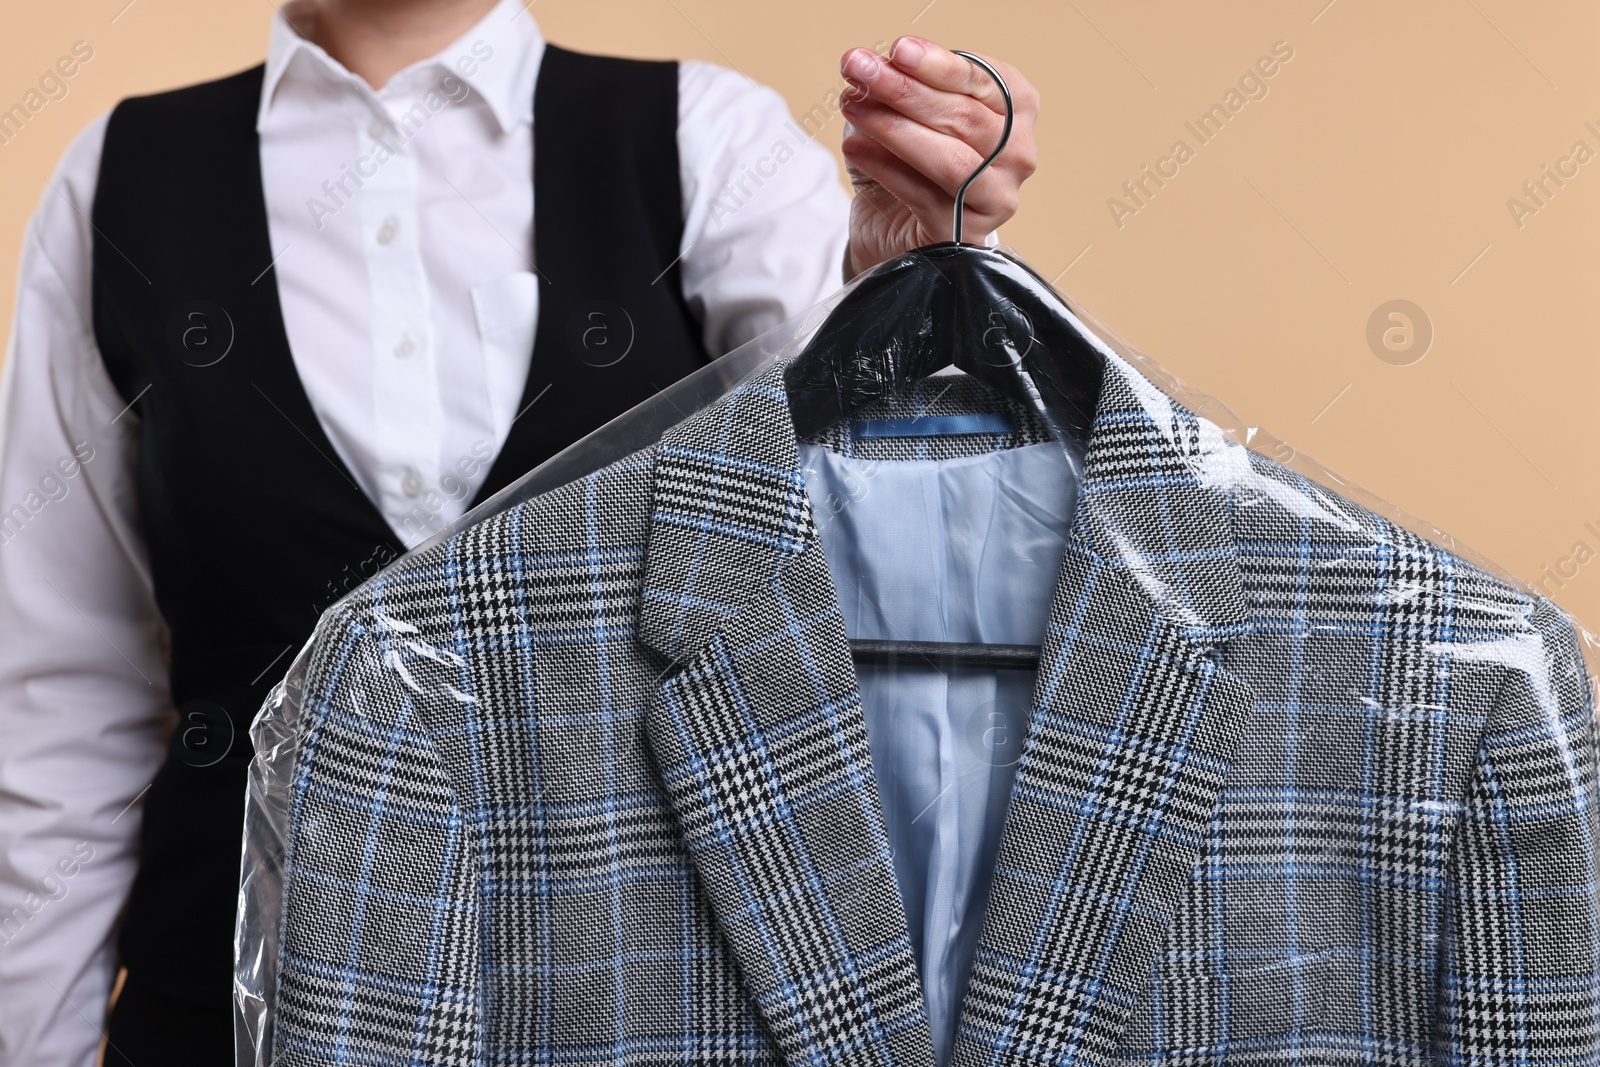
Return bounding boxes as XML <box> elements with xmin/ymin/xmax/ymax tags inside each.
<box><xmin>838</xmin><ymin>37</ymin><xmax>1038</xmax><ymax>260</ymax></box>
<box><xmin>842</xmin><ymin>129</ymin><xmax>1011</xmax><ymax>241</ymax></box>
<box><xmin>841</xmin><ymin>95</ymin><xmax>1019</xmax><ymax>213</ymax></box>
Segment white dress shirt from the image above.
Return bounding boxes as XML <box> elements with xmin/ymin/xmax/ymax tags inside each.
<box><xmin>0</xmin><ymin>1</ymin><xmax>852</xmax><ymax>1062</ymax></box>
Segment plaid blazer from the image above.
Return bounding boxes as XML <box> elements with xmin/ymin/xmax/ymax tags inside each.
<box><xmin>267</xmin><ymin>349</ymin><xmax>1600</xmax><ymax>1067</ymax></box>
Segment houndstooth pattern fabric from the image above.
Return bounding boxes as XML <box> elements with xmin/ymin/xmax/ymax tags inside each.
<box><xmin>273</xmin><ymin>610</ymin><xmax>483</xmax><ymax>1065</ymax></box>
<box><xmin>267</xmin><ymin>351</ymin><xmax>1600</xmax><ymax>1067</ymax></box>
<box><xmin>649</xmin><ymin>543</ymin><xmax>933</xmax><ymax>1067</ymax></box>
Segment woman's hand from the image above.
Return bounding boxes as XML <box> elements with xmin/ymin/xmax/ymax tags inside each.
<box><xmin>839</xmin><ymin>36</ymin><xmax>1039</xmax><ymax>280</ymax></box>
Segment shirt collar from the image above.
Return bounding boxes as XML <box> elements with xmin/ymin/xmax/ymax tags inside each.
<box><xmin>257</xmin><ymin>0</ymin><xmax>543</xmax><ymax>134</ymax></box>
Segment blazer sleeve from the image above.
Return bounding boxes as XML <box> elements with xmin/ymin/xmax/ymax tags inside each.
<box><xmin>1435</xmin><ymin>596</ymin><xmax>1600</xmax><ymax>1065</ymax></box>
<box><xmin>269</xmin><ymin>606</ymin><xmax>482</xmax><ymax>1067</ymax></box>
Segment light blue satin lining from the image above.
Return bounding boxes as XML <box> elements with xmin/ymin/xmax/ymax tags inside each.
<box><xmin>797</xmin><ymin>439</ymin><xmax>1079</xmax><ymax>1066</ymax></box>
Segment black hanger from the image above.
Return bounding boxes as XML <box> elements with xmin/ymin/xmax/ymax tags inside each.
<box><xmin>784</xmin><ymin>52</ymin><xmax>1107</xmax><ymax>672</ymax></box>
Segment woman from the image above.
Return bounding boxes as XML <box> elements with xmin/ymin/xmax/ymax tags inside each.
<box><xmin>0</xmin><ymin>0</ymin><xmax>1038</xmax><ymax>1063</ymax></box>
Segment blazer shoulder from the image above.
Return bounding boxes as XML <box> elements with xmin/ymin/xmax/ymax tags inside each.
<box><xmin>1236</xmin><ymin>444</ymin><xmax>1540</xmax><ymax>639</ymax></box>
<box><xmin>335</xmin><ymin>443</ymin><xmax>661</xmax><ymax>638</ymax></box>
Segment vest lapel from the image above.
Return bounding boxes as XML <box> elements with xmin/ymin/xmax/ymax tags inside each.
<box><xmin>638</xmin><ymin>361</ymin><xmax>937</xmax><ymax>1067</ymax></box>
<box><xmin>948</xmin><ymin>358</ymin><xmax>1259</xmax><ymax>1067</ymax></box>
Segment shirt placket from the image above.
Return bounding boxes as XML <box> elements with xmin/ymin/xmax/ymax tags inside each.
<box><xmin>358</xmin><ymin>79</ymin><xmax>443</xmax><ymax>538</ymax></box>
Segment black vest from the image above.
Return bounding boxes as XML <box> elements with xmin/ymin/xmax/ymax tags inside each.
<box><xmin>90</xmin><ymin>45</ymin><xmax>711</xmax><ymax>1004</ymax></box>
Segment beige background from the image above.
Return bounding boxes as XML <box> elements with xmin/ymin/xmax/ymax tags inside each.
<box><xmin>2</xmin><ymin>0</ymin><xmax>1596</xmax><ymax>631</ymax></box>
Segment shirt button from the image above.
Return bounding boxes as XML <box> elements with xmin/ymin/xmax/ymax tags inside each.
<box><xmin>376</xmin><ymin>216</ymin><xmax>399</xmax><ymax>245</ymax></box>
<box><xmin>394</xmin><ymin>336</ymin><xmax>417</xmax><ymax>358</ymax></box>
<box><xmin>368</xmin><ymin>114</ymin><xmax>390</xmax><ymax>139</ymax></box>
<box><xmin>400</xmin><ymin>468</ymin><xmax>423</xmax><ymax>497</ymax></box>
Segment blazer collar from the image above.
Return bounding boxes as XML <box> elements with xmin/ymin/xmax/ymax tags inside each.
<box><xmin>638</xmin><ymin>361</ymin><xmax>817</xmax><ymax>663</ymax></box>
<box><xmin>638</xmin><ymin>350</ymin><xmax>1257</xmax><ymax>1067</ymax></box>
<box><xmin>1068</xmin><ymin>350</ymin><xmax>1253</xmax><ymax>642</ymax></box>
<box><xmin>638</xmin><ymin>350</ymin><xmax>1250</xmax><ymax>663</ymax></box>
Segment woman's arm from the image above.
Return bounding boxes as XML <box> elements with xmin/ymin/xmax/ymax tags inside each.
<box><xmin>0</xmin><ymin>111</ymin><xmax>173</xmax><ymax>1067</ymax></box>
<box><xmin>675</xmin><ymin>59</ymin><xmax>852</xmax><ymax>357</ymax></box>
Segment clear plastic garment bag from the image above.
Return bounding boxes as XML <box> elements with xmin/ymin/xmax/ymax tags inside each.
<box><xmin>236</xmin><ymin>54</ymin><xmax>1600</xmax><ymax>1067</ymax></box>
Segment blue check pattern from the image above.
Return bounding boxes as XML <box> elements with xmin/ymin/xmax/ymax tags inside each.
<box><xmin>267</xmin><ymin>355</ymin><xmax>1600</xmax><ymax>1067</ymax></box>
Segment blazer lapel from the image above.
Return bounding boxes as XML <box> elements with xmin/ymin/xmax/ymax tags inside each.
<box><xmin>638</xmin><ymin>362</ymin><xmax>937</xmax><ymax>1067</ymax></box>
<box><xmin>949</xmin><ymin>358</ymin><xmax>1260</xmax><ymax>1067</ymax></box>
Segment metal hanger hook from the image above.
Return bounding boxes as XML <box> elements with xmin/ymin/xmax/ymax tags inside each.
<box><xmin>949</xmin><ymin>49</ymin><xmax>1014</xmax><ymax>246</ymax></box>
